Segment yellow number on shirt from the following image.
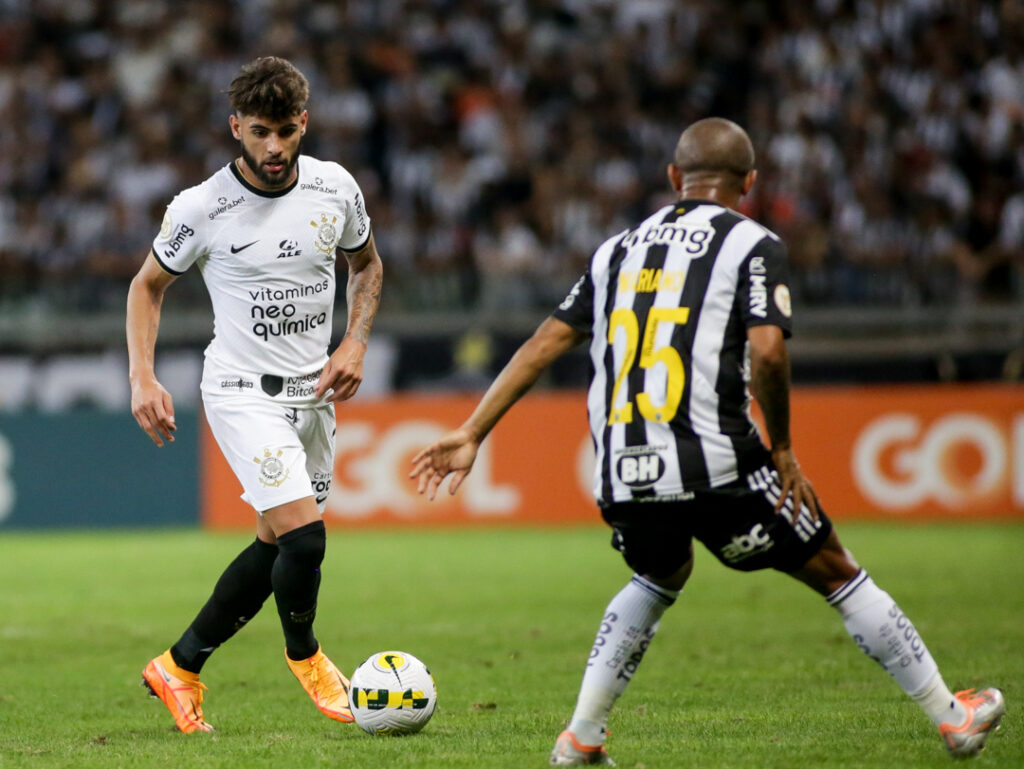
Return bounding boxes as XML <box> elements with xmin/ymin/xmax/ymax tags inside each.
<box><xmin>607</xmin><ymin>307</ymin><xmax>690</xmax><ymax>425</ymax></box>
<box><xmin>607</xmin><ymin>308</ymin><xmax>639</xmax><ymax>424</ymax></box>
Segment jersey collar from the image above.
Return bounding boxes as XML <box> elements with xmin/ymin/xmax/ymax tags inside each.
<box><xmin>229</xmin><ymin>158</ymin><xmax>300</xmax><ymax>198</ymax></box>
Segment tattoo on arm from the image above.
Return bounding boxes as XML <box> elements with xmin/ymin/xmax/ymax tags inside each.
<box><xmin>343</xmin><ymin>236</ymin><xmax>383</xmax><ymax>345</ymax></box>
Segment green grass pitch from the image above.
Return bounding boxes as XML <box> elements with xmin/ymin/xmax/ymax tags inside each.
<box><xmin>0</xmin><ymin>523</ymin><xmax>1020</xmax><ymax>769</ymax></box>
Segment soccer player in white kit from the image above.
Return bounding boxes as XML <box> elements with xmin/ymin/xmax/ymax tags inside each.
<box><xmin>127</xmin><ymin>57</ymin><xmax>383</xmax><ymax>733</ymax></box>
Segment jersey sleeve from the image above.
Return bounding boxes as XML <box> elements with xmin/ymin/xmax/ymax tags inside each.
<box><xmin>736</xmin><ymin>234</ymin><xmax>793</xmax><ymax>337</ymax></box>
<box><xmin>551</xmin><ymin>271</ymin><xmax>595</xmax><ymax>336</ymax></box>
<box><xmin>151</xmin><ymin>191</ymin><xmax>206</xmax><ymax>275</ymax></box>
<box><xmin>338</xmin><ymin>178</ymin><xmax>371</xmax><ymax>252</ymax></box>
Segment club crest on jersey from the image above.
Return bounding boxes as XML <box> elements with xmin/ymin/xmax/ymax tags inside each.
<box><xmin>615</xmin><ymin>450</ymin><xmax>665</xmax><ymax>488</ymax></box>
<box><xmin>774</xmin><ymin>283</ymin><xmax>792</xmax><ymax>318</ymax></box>
<box><xmin>310</xmin><ymin>213</ymin><xmax>340</xmax><ymax>256</ymax></box>
<box><xmin>254</xmin><ymin>448</ymin><xmax>289</xmax><ymax>487</ymax></box>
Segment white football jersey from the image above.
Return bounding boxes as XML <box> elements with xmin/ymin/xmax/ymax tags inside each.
<box><xmin>152</xmin><ymin>156</ymin><xmax>371</xmax><ymax>398</ymax></box>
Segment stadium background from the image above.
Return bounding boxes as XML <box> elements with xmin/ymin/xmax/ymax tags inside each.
<box><xmin>0</xmin><ymin>0</ymin><xmax>1021</xmax><ymax>528</ymax></box>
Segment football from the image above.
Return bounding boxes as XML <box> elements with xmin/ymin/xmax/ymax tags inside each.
<box><xmin>349</xmin><ymin>650</ymin><xmax>437</xmax><ymax>735</ymax></box>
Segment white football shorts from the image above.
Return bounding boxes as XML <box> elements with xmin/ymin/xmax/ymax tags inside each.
<box><xmin>203</xmin><ymin>391</ymin><xmax>335</xmax><ymax>514</ymax></box>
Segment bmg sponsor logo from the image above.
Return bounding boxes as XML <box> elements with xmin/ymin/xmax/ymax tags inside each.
<box><xmin>852</xmin><ymin>412</ymin><xmax>1024</xmax><ymax>510</ymax></box>
<box><xmin>352</xmin><ymin>191</ymin><xmax>368</xmax><ymax>238</ymax></box>
<box><xmin>159</xmin><ymin>223</ymin><xmax>195</xmax><ymax>262</ymax></box>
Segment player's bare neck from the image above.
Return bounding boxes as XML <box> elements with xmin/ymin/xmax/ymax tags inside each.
<box><xmin>679</xmin><ymin>185</ymin><xmax>741</xmax><ymax>210</ymax></box>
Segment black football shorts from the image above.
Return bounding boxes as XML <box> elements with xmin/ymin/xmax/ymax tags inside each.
<box><xmin>600</xmin><ymin>465</ymin><xmax>833</xmax><ymax>577</ymax></box>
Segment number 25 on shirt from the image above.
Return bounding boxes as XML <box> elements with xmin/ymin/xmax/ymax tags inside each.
<box><xmin>607</xmin><ymin>306</ymin><xmax>690</xmax><ymax>425</ymax></box>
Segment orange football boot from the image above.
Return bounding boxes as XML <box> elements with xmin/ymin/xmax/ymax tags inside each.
<box><xmin>286</xmin><ymin>646</ymin><xmax>354</xmax><ymax>723</ymax></box>
<box><xmin>939</xmin><ymin>687</ymin><xmax>1005</xmax><ymax>758</ymax></box>
<box><xmin>142</xmin><ymin>650</ymin><xmax>214</xmax><ymax>733</ymax></box>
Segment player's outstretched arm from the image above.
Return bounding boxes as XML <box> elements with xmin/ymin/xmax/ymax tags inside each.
<box><xmin>127</xmin><ymin>251</ymin><xmax>179</xmax><ymax>447</ymax></box>
<box><xmin>410</xmin><ymin>317</ymin><xmax>585</xmax><ymax>500</ymax></box>
<box><xmin>747</xmin><ymin>324</ymin><xmax>820</xmax><ymax>520</ymax></box>
<box><xmin>317</xmin><ymin>233</ymin><xmax>384</xmax><ymax>402</ymax></box>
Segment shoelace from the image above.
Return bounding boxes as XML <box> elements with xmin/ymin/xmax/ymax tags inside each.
<box><xmin>176</xmin><ymin>677</ymin><xmax>208</xmax><ymax>705</ymax></box>
<box><xmin>955</xmin><ymin>688</ymin><xmax>981</xmax><ymax>706</ymax></box>
<box><xmin>941</xmin><ymin>689</ymin><xmax>983</xmax><ymax>734</ymax></box>
<box><xmin>301</xmin><ymin>659</ymin><xmax>321</xmax><ymax>685</ymax></box>
<box><xmin>303</xmin><ymin>657</ymin><xmax>345</xmax><ymax>698</ymax></box>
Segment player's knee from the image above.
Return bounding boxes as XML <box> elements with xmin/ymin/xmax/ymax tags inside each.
<box><xmin>794</xmin><ymin>535</ymin><xmax>860</xmax><ymax>595</ymax></box>
<box><xmin>644</xmin><ymin>547</ymin><xmax>694</xmax><ymax>591</ymax></box>
<box><xmin>645</xmin><ymin>566</ymin><xmax>690</xmax><ymax>592</ymax></box>
<box><xmin>276</xmin><ymin>519</ymin><xmax>326</xmax><ymax>568</ymax></box>
<box><xmin>820</xmin><ymin>530</ymin><xmax>859</xmax><ymax>577</ymax></box>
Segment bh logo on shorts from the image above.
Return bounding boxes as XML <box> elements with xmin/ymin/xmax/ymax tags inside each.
<box><xmin>616</xmin><ymin>450</ymin><xmax>665</xmax><ymax>489</ymax></box>
<box><xmin>254</xmin><ymin>448</ymin><xmax>290</xmax><ymax>487</ymax></box>
<box><xmin>720</xmin><ymin>523</ymin><xmax>774</xmax><ymax>563</ymax></box>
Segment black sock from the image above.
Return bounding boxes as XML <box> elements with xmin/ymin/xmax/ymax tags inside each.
<box><xmin>170</xmin><ymin>538</ymin><xmax>278</xmax><ymax>673</ymax></box>
<box><xmin>273</xmin><ymin>520</ymin><xmax>326</xmax><ymax>661</ymax></box>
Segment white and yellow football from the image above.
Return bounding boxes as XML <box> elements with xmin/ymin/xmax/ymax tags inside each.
<box><xmin>349</xmin><ymin>651</ymin><xmax>437</xmax><ymax>735</ymax></box>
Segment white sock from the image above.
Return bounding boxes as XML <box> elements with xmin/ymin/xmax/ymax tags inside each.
<box><xmin>828</xmin><ymin>570</ymin><xmax>967</xmax><ymax>726</ymax></box>
<box><xmin>567</xmin><ymin>575</ymin><xmax>679</xmax><ymax>745</ymax></box>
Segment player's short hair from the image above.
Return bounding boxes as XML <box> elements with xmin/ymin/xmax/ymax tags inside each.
<box><xmin>674</xmin><ymin>118</ymin><xmax>755</xmax><ymax>189</ymax></box>
<box><xmin>227</xmin><ymin>57</ymin><xmax>309</xmax><ymax>120</ymax></box>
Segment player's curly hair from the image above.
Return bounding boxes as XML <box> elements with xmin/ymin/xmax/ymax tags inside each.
<box><xmin>227</xmin><ymin>56</ymin><xmax>309</xmax><ymax>120</ymax></box>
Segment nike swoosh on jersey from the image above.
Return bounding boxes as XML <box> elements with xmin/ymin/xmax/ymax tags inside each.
<box><xmin>230</xmin><ymin>240</ymin><xmax>259</xmax><ymax>253</ymax></box>
<box><xmin>315</xmin><ymin>493</ymin><xmax>329</xmax><ymax>505</ymax></box>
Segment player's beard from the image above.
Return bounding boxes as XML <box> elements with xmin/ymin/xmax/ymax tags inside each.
<box><xmin>239</xmin><ymin>139</ymin><xmax>301</xmax><ymax>189</ymax></box>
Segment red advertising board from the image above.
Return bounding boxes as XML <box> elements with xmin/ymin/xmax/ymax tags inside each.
<box><xmin>786</xmin><ymin>384</ymin><xmax>1022</xmax><ymax>519</ymax></box>
<box><xmin>202</xmin><ymin>384</ymin><xmax>1023</xmax><ymax>528</ymax></box>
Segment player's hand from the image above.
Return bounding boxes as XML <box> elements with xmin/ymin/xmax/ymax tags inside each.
<box><xmin>316</xmin><ymin>337</ymin><xmax>365</xmax><ymax>402</ymax></box>
<box><xmin>409</xmin><ymin>428</ymin><xmax>480</xmax><ymax>501</ymax></box>
<box><xmin>131</xmin><ymin>377</ymin><xmax>176</xmax><ymax>447</ymax></box>
<box><xmin>771</xmin><ymin>445</ymin><xmax>820</xmax><ymax>522</ymax></box>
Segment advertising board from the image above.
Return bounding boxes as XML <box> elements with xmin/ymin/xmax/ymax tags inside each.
<box><xmin>202</xmin><ymin>385</ymin><xmax>1023</xmax><ymax>527</ymax></box>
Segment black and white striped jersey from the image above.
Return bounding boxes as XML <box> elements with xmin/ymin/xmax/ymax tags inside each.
<box><xmin>553</xmin><ymin>199</ymin><xmax>793</xmax><ymax>505</ymax></box>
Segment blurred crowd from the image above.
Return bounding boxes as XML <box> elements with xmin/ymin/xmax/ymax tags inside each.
<box><xmin>0</xmin><ymin>0</ymin><xmax>1022</xmax><ymax>318</ymax></box>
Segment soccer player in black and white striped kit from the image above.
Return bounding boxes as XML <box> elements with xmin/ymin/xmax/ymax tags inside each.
<box><xmin>411</xmin><ymin>118</ymin><xmax>1003</xmax><ymax>765</ymax></box>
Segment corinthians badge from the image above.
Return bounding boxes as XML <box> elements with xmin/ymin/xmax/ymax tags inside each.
<box><xmin>254</xmin><ymin>448</ymin><xmax>290</xmax><ymax>487</ymax></box>
<box><xmin>158</xmin><ymin>211</ymin><xmax>173</xmax><ymax>240</ymax></box>
<box><xmin>310</xmin><ymin>213</ymin><xmax>340</xmax><ymax>255</ymax></box>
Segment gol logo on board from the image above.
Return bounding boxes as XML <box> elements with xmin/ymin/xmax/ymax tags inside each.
<box><xmin>852</xmin><ymin>413</ymin><xmax>1023</xmax><ymax>510</ymax></box>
